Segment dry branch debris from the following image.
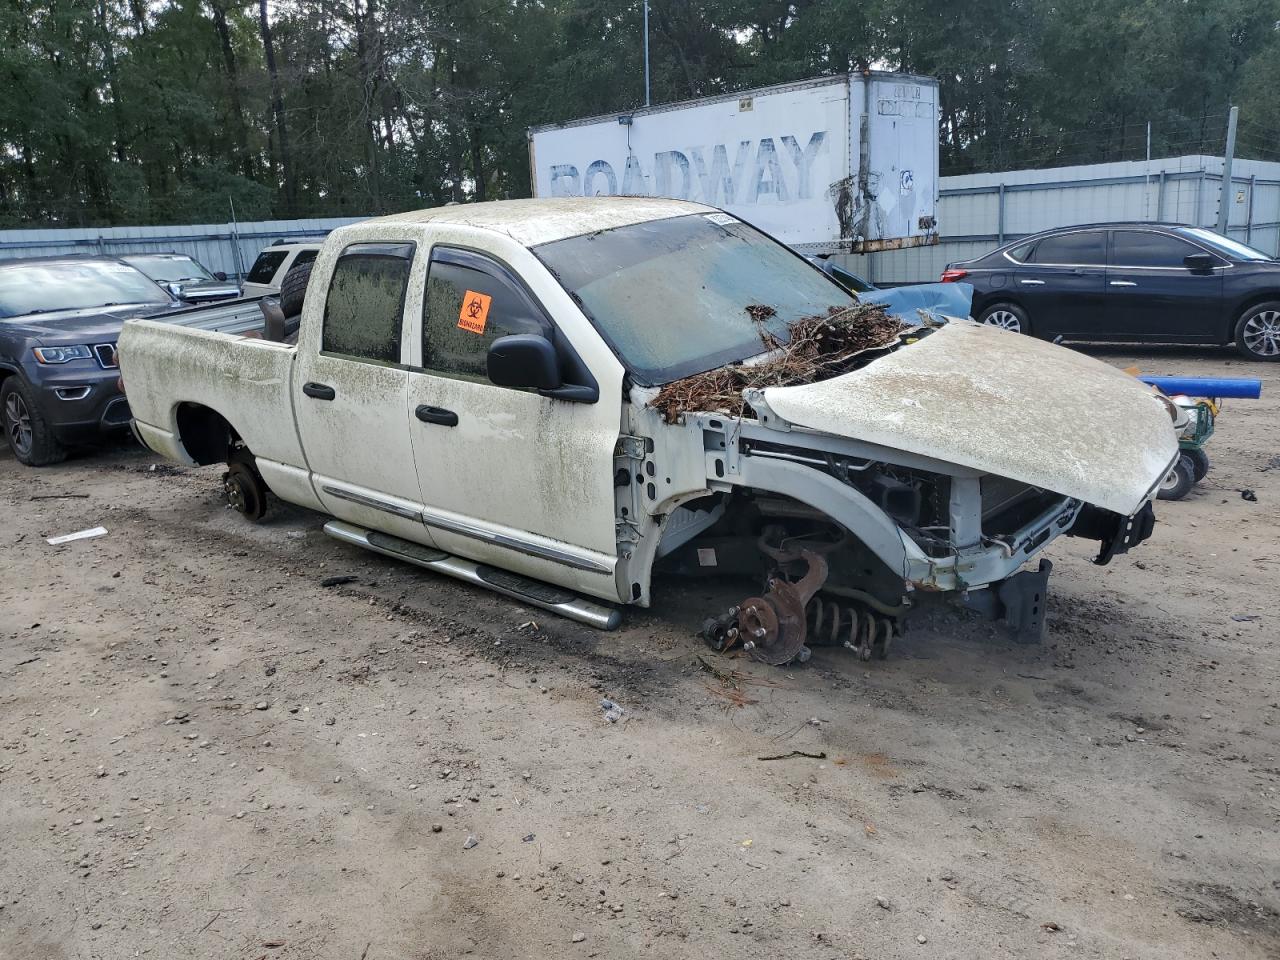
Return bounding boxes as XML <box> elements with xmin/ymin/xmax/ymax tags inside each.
<box><xmin>650</xmin><ymin>303</ymin><xmax>903</xmax><ymax>423</ymax></box>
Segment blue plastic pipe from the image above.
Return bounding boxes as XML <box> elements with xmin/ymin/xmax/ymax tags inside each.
<box><xmin>1139</xmin><ymin>376</ymin><xmax>1262</xmax><ymax>399</ymax></box>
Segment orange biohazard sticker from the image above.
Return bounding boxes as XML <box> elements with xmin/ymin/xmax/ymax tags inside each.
<box><xmin>458</xmin><ymin>290</ymin><xmax>491</xmax><ymax>334</ymax></box>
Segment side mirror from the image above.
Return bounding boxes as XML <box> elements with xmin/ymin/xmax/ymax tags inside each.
<box><xmin>214</xmin><ymin>271</ymin><xmax>228</xmax><ymax>282</ymax></box>
<box><xmin>487</xmin><ymin>334</ymin><xmax>562</xmax><ymax>391</ymax></box>
<box><xmin>1184</xmin><ymin>253</ymin><xmax>1216</xmax><ymax>271</ymax></box>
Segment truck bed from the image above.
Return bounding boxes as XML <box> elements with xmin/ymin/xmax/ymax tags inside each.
<box><xmin>143</xmin><ymin>296</ymin><xmax>278</xmax><ymax>337</ymax></box>
<box><xmin>119</xmin><ymin>312</ymin><xmax>307</xmax><ymax>482</ymax></box>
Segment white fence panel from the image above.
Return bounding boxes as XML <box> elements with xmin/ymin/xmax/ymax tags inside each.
<box><xmin>837</xmin><ymin>154</ymin><xmax>1280</xmax><ymax>284</ymax></box>
<box><xmin>6</xmin><ymin>154</ymin><xmax>1280</xmax><ymax>287</ymax></box>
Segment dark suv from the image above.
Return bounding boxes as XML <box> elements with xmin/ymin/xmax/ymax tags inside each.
<box><xmin>0</xmin><ymin>257</ymin><xmax>181</xmax><ymax>465</ymax></box>
<box><xmin>943</xmin><ymin>222</ymin><xmax>1280</xmax><ymax>360</ymax></box>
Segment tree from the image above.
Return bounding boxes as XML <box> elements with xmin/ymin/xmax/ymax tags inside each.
<box><xmin>4</xmin><ymin>0</ymin><xmax>1280</xmax><ymax>227</ymax></box>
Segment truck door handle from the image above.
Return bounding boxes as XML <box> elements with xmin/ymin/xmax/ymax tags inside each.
<box><xmin>1019</xmin><ymin>279</ymin><xmax>1045</xmax><ymax>286</ymax></box>
<box><xmin>1109</xmin><ymin>280</ymin><xmax>1138</xmax><ymax>287</ymax></box>
<box><xmin>415</xmin><ymin>404</ymin><xmax>458</xmax><ymax>427</ymax></box>
<box><xmin>302</xmin><ymin>381</ymin><xmax>336</xmax><ymax>400</ymax></box>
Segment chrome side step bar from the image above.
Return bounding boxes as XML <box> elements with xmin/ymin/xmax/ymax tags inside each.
<box><xmin>322</xmin><ymin>520</ymin><xmax>622</xmax><ymax>631</ymax></box>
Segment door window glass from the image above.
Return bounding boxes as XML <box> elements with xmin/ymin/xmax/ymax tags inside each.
<box><xmin>1005</xmin><ymin>240</ymin><xmax>1035</xmax><ymax>262</ymax></box>
<box><xmin>246</xmin><ymin>250</ymin><xmax>286</xmax><ymax>284</ymax></box>
<box><xmin>1029</xmin><ymin>231</ymin><xmax>1106</xmax><ymax>265</ymax></box>
<box><xmin>321</xmin><ymin>243</ymin><xmax>413</xmax><ymax>363</ymax></box>
<box><xmin>422</xmin><ymin>252</ymin><xmax>550</xmax><ymax>382</ymax></box>
<box><xmin>1178</xmin><ymin>227</ymin><xmax>1268</xmax><ymax>261</ymax></box>
<box><xmin>1111</xmin><ymin>231</ymin><xmax>1200</xmax><ymax>268</ymax></box>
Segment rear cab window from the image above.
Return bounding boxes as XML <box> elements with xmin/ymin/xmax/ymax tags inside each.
<box><xmin>321</xmin><ymin>242</ymin><xmax>414</xmax><ymax>363</ymax></box>
<box><xmin>1029</xmin><ymin>231</ymin><xmax>1107</xmax><ymax>266</ymax></box>
<box><xmin>246</xmin><ymin>250</ymin><xmax>287</xmax><ymax>285</ymax></box>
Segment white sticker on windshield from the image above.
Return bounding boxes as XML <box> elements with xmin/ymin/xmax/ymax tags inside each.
<box><xmin>704</xmin><ymin>212</ymin><xmax>735</xmax><ymax>226</ymax></box>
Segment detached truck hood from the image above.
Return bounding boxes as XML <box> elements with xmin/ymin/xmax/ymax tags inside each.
<box><xmin>758</xmin><ymin>321</ymin><xmax>1178</xmax><ymax>516</ymax></box>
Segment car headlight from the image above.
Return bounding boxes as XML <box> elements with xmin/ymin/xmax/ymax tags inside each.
<box><xmin>33</xmin><ymin>345</ymin><xmax>93</xmax><ymax>364</ymax></box>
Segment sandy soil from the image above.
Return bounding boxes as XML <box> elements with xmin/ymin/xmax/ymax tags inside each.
<box><xmin>1</xmin><ymin>344</ymin><xmax>1277</xmax><ymax>960</ymax></box>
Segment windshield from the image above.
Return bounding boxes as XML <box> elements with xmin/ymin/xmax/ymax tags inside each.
<box><xmin>534</xmin><ymin>214</ymin><xmax>854</xmax><ymax>384</ymax></box>
<box><xmin>1177</xmin><ymin>227</ymin><xmax>1274</xmax><ymax>262</ymax></box>
<box><xmin>0</xmin><ymin>261</ymin><xmax>172</xmax><ymax>318</ymax></box>
<box><xmin>124</xmin><ymin>255</ymin><xmax>214</xmax><ymax>282</ymax></box>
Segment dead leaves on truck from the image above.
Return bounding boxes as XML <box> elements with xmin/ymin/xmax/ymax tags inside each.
<box><xmin>650</xmin><ymin>302</ymin><xmax>904</xmax><ymax>423</ymax></box>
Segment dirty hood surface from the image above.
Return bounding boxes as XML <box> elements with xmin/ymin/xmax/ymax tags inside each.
<box><xmin>760</xmin><ymin>321</ymin><xmax>1178</xmax><ymax>516</ymax></box>
<box><xmin>2</xmin><ymin>302</ymin><xmax>183</xmax><ymax>343</ymax></box>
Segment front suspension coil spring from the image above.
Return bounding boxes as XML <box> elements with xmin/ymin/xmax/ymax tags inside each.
<box><xmin>805</xmin><ymin>597</ymin><xmax>899</xmax><ymax>661</ymax></box>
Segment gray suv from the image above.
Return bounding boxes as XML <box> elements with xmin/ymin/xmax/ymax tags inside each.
<box><xmin>0</xmin><ymin>256</ymin><xmax>182</xmax><ymax>465</ymax></box>
<box><xmin>120</xmin><ymin>252</ymin><xmax>241</xmax><ymax>303</ymax></box>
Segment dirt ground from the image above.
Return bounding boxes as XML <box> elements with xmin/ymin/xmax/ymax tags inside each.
<box><xmin>1</xmin><ymin>344</ymin><xmax>1277</xmax><ymax>960</ymax></box>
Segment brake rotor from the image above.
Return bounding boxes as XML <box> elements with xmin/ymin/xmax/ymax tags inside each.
<box><xmin>737</xmin><ymin>596</ymin><xmax>780</xmax><ymax>657</ymax></box>
<box><xmin>224</xmin><ymin>461</ymin><xmax>267</xmax><ymax>522</ymax></box>
<box><xmin>735</xmin><ymin>550</ymin><xmax>829</xmax><ymax>665</ymax></box>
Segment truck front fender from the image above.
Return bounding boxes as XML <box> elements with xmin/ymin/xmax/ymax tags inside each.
<box><xmin>621</xmin><ymin>456</ymin><xmax>921</xmax><ymax>608</ymax></box>
<box><xmin>732</xmin><ymin>455</ymin><xmax>921</xmax><ymax>575</ymax></box>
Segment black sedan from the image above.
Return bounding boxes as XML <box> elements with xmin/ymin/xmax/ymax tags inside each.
<box><xmin>942</xmin><ymin>222</ymin><xmax>1280</xmax><ymax>360</ymax></box>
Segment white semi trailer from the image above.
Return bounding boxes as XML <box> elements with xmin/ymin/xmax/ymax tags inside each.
<box><xmin>528</xmin><ymin>72</ymin><xmax>940</xmax><ymax>254</ymax></box>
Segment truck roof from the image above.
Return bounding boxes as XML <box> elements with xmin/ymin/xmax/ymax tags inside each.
<box><xmin>365</xmin><ymin>196</ymin><xmax>714</xmax><ymax>247</ymax></box>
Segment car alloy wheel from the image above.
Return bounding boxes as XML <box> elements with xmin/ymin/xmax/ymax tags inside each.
<box><xmin>983</xmin><ymin>309</ymin><xmax>1022</xmax><ymax>332</ymax></box>
<box><xmin>1241</xmin><ymin>309</ymin><xmax>1280</xmax><ymax>357</ymax></box>
<box><xmin>4</xmin><ymin>390</ymin><xmax>32</xmax><ymax>456</ymax></box>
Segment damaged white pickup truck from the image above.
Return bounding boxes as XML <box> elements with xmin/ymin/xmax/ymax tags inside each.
<box><xmin>119</xmin><ymin>197</ymin><xmax>1178</xmax><ymax>664</ymax></box>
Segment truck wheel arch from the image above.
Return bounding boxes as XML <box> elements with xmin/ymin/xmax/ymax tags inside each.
<box><xmin>625</xmin><ymin>468</ymin><xmax>914</xmax><ymax>608</ymax></box>
<box><xmin>173</xmin><ymin>402</ymin><xmax>238</xmax><ymax>466</ymax></box>
<box><xmin>621</xmin><ymin>488</ymin><xmax>719</xmax><ymax>606</ymax></box>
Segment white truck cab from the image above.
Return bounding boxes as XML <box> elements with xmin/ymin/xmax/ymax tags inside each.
<box><xmin>119</xmin><ymin>198</ymin><xmax>1177</xmax><ymax>664</ymax></box>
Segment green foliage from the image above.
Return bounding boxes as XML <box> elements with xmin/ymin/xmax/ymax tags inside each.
<box><xmin>2</xmin><ymin>0</ymin><xmax>1279</xmax><ymax>226</ymax></box>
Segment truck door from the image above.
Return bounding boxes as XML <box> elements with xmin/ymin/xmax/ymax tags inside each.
<box><xmin>292</xmin><ymin>241</ymin><xmax>433</xmax><ymax>543</ymax></box>
<box><xmin>1105</xmin><ymin>229</ymin><xmax>1224</xmax><ymax>341</ymax></box>
<box><xmin>404</xmin><ymin>246</ymin><xmax>623</xmax><ymax>601</ymax></box>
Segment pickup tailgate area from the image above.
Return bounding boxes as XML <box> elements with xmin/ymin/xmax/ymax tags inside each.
<box><xmin>118</xmin><ymin>319</ymin><xmax>304</xmax><ymax>472</ymax></box>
